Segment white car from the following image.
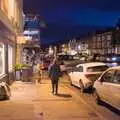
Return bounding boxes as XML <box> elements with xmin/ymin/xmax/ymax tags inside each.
<box><xmin>69</xmin><ymin>62</ymin><xmax>109</xmax><ymax>92</ymax></box>
<box><xmin>93</xmin><ymin>66</ymin><xmax>120</xmax><ymax>110</ymax></box>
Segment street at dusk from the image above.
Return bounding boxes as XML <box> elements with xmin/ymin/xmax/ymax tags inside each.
<box><xmin>0</xmin><ymin>0</ymin><xmax>120</xmax><ymax>120</ymax></box>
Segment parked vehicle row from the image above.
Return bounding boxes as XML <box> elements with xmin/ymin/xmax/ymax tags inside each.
<box><xmin>93</xmin><ymin>66</ymin><xmax>120</xmax><ymax>111</ymax></box>
<box><xmin>68</xmin><ymin>62</ymin><xmax>109</xmax><ymax>92</ymax></box>
<box><xmin>67</xmin><ymin>58</ymin><xmax>120</xmax><ymax>110</ymax></box>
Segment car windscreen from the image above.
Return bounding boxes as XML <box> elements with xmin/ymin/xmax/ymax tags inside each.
<box><xmin>87</xmin><ymin>65</ymin><xmax>109</xmax><ymax>72</ymax></box>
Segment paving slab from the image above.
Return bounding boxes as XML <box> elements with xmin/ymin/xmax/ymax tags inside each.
<box><xmin>0</xmin><ymin>77</ymin><xmax>101</xmax><ymax>120</ymax></box>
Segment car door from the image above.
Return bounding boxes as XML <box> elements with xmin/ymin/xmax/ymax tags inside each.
<box><xmin>68</xmin><ymin>67</ymin><xmax>74</xmax><ymax>84</ymax></box>
<box><xmin>96</xmin><ymin>69</ymin><xmax>116</xmax><ymax>103</ymax></box>
<box><xmin>72</xmin><ymin>66</ymin><xmax>83</xmax><ymax>87</ymax></box>
<box><xmin>111</xmin><ymin>70</ymin><xmax>120</xmax><ymax>109</ymax></box>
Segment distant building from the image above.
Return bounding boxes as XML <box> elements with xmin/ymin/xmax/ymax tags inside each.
<box><xmin>88</xmin><ymin>27</ymin><xmax>120</xmax><ymax>55</ymax></box>
<box><xmin>21</xmin><ymin>14</ymin><xmax>41</xmax><ymax>65</ymax></box>
<box><xmin>76</xmin><ymin>37</ymin><xmax>89</xmax><ymax>54</ymax></box>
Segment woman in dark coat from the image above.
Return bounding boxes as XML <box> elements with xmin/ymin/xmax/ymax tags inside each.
<box><xmin>49</xmin><ymin>59</ymin><xmax>61</xmax><ymax>95</ymax></box>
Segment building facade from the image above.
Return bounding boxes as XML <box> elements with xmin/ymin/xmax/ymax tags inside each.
<box><xmin>88</xmin><ymin>28</ymin><xmax>120</xmax><ymax>55</ymax></box>
<box><xmin>21</xmin><ymin>14</ymin><xmax>40</xmax><ymax>65</ymax></box>
<box><xmin>0</xmin><ymin>0</ymin><xmax>23</xmax><ymax>84</ymax></box>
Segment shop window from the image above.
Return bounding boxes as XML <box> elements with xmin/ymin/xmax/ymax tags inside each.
<box><xmin>8</xmin><ymin>45</ymin><xmax>13</xmax><ymax>72</ymax></box>
<box><xmin>1</xmin><ymin>0</ymin><xmax>8</xmax><ymax>15</ymax></box>
<box><xmin>0</xmin><ymin>43</ymin><xmax>5</xmax><ymax>75</ymax></box>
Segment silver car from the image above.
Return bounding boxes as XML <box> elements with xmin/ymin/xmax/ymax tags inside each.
<box><xmin>93</xmin><ymin>66</ymin><xmax>120</xmax><ymax>110</ymax></box>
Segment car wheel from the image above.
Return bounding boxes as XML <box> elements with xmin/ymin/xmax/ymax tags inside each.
<box><xmin>79</xmin><ymin>80</ymin><xmax>84</xmax><ymax>93</ymax></box>
<box><xmin>92</xmin><ymin>89</ymin><xmax>101</xmax><ymax>104</ymax></box>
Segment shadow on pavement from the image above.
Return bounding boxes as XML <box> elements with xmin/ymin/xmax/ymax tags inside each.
<box><xmin>56</xmin><ymin>93</ymin><xmax>72</xmax><ymax>98</ymax></box>
<box><xmin>99</xmin><ymin>101</ymin><xmax>120</xmax><ymax>116</ymax></box>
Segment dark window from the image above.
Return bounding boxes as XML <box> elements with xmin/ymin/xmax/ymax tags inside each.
<box><xmin>101</xmin><ymin>70</ymin><xmax>115</xmax><ymax>82</ymax></box>
<box><xmin>78</xmin><ymin>66</ymin><xmax>83</xmax><ymax>72</ymax></box>
<box><xmin>114</xmin><ymin>70</ymin><xmax>120</xmax><ymax>84</ymax></box>
<box><xmin>73</xmin><ymin>67</ymin><xmax>80</xmax><ymax>72</ymax></box>
<box><xmin>87</xmin><ymin>65</ymin><xmax>109</xmax><ymax>72</ymax></box>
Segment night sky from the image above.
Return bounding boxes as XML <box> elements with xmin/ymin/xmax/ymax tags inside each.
<box><xmin>23</xmin><ymin>0</ymin><xmax>120</xmax><ymax>46</ymax></box>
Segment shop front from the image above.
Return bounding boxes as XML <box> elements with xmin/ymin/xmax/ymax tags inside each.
<box><xmin>0</xmin><ymin>26</ymin><xmax>15</xmax><ymax>84</ymax></box>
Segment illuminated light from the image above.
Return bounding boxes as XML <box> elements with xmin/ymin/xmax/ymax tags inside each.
<box><xmin>78</xmin><ymin>45</ymin><xmax>81</xmax><ymax>50</ymax></box>
<box><xmin>112</xmin><ymin>57</ymin><xmax>117</xmax><ymax>61</ymax></box>
<box><xmin>106</xmin><ymin>58</ymin><xmax>110</xmax><ymax>61</ymax></box>
<box><xmin>17</xmin><ymin>36</ymin><xmax>27</xmax><ymax>44</ymax></box>
<box><xmin>24</xmin><ymin>30</ymin><xmax>40</xmax><ymax>35</ymax></box>
<box><xmin>70</xmin><ymin>50</ymin><xmax>77</xmax><ymax>55</ymax></box>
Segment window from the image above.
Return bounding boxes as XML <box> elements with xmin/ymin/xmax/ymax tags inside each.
<box><xmin>1</xmin><ymin>0</ymin><xmax>8</xmax><ymax>14</ymax></box>
<box><xmin>101</xmin><ymin>70</ymin><xmax>115</xmax><ymax>82</ymax></box>
<box><xmin>114</xmin><ymin>70</ymin><xmax>120</xmax><ymax>84</ymax></box>
<box><xmin>8</xmin><ymin>45</ymin><xmax>13</xmax><ymax>72</ymax></box>
<box><xmin>8</xmin><ymin>0</ymin><xmax>15</xmax><ymax>19</ymax></box>
<box><xmin>78</xmin><ymin>66</ymin><xmax>83</xmax><ymax>72</ymax></box>
<box><xmin>0</xmin><ymin>43</ymin><xmax>5</xmax><ymax>75</ymax></box>
<box><xmin>87</xmin><ymin>65</ymin><xmax>109</xmax><ymax>72</ymax></box>
<box><xmin>107</xmin><ymin>35</ymin><xmax>111</xmax><ymax>40</ymax></box>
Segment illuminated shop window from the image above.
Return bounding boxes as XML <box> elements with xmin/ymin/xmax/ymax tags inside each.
<box><xmin>0</xmin><ymin>43</ymin><xmax>5</xmax><ymax>75</ymax></box>
<box><xmin>8</xmin><ymin>0</ymin><xmax>15</xmax><ymax>20</ymax></box>
<box><xmin>1</xmin><ymin>0</ymin><xmax>8</xmax><ymax>15</ymax></box>
<box><xmin>8</xmin><ymin>45</ymin><xmax>13</xmax><ymax>72</ymax></box>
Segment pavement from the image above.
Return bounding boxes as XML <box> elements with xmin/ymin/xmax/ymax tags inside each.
<box><xmin>0</xmin><ymin>73</ymin><xmax>104</xmax><ymax>120</ymax></box>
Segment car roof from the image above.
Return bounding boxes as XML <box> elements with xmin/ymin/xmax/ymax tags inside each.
<box><xmin>76</xmin><ymin>62</ymin><xmax>107</xmax><ymax>68</ymax></box>
<box><xmin>107</xmin><ymin>66</ymin><xmax>120</xmax><ymax>70</ymax></box>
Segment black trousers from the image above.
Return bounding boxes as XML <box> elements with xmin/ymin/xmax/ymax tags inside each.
<box><xmin>51</xmin><ymin>81</ymin><xmax>58</xmax><ymax>94</ymax></box>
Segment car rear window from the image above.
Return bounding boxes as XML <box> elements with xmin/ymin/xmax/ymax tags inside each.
<box><xmin>87</xmin><ymin>65</ymin><xmax>109</xmax><ymax>72</ymax></box>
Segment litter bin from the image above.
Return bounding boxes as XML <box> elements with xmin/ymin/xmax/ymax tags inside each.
<box><xmin>15</xmin><ymin>70</ymin><xmax>22</xmax><ymax>81</ymax></box>
<box><xmin>21</xmin><ymin>67</ymin><xmax>33</xmax><ymax>82</ymax></box>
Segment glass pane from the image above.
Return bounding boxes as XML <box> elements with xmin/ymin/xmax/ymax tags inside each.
<box><xmin>87</xmin><ymin>65</ymin><xmax>109</xmax><ymax>72</ymax></box>
<box><xmin>8</xmin><ymin>45</ymin><xmax>13</xmax><ymax>72</ymax></box>
<box><xmin>114</xmin><ymin>70</ymin><xmax>120</xmax><ymax>84</ymax></box>
<box><xmin>102</xmin><ymin>70</ymin><xmax>114</xmax><ymax>82</ymax></box>
<box><xmin>0</xmin><ymin>43</ymin><xmax>5</xmax><ymax>75</ymax></box>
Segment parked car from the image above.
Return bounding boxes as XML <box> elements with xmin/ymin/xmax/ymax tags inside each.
<box><xmin>94</xmin><ymin>54</ymin><xmax>120</xmax><ymax>67</ymax></box>
<box><xmin>66</xmin><ymin>60</ymin><xmax>83</xmax><ymax>73</ymax></box>
<box><xmin>93</xmin><ymin>66</ymin><xmax>120</xmax><ymax>110</ymax></box>
<box><xmin>58</xmin><ymin>54</ymin><xmax>80</xmax><ymax>73</ymax></box>
<box><xmin>68</xmin><ymin>62</ymin><xmax>109</xmax><ymax>92</ymax></box>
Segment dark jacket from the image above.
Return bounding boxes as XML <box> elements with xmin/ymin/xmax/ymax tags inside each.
<box><xmin>49</xmin><ymin>63</ymin><xmax>61</xmax><ymax>83</ymax></box>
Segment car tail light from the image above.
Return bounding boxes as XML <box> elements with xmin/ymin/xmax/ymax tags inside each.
<box><xmin>85</xmin><ymin>74</ymin><xmax>93</xmax><ymax>78</ymax></box>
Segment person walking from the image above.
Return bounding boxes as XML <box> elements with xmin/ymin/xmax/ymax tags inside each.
<box><xmin>49</xmin><ymin>59</ymin><xmax>61</xmax><ymax>95</ymax></box>
<box><xmin>36</xmin><ymin>62</ymin><xmax>43</xmax><ymax>84</ymax></box>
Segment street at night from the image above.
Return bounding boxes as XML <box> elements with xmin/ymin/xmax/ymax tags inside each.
<box><xmin>0</xmin><ymin>0</ymin><xmax>120</xmax><ymax>120</ymax></box>
<box><xmin>0</xmin><ymin>73</ymin><xmax>119</xmax><ymax>120</ymax></box>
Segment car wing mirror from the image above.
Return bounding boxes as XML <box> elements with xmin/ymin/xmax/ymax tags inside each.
<box><xmin>98</xmin><ymin>77</ymin><xmax>104</xmax><ymax>83</ymax></box>
<box><xmin>100</xmin><ymin>79</ymin><xmax>104</xmax><ymax>83</ymax></box>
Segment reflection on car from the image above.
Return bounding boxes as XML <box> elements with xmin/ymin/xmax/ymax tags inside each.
<box><xmin>68</xmin><ymin>62</ymin><xmax>109</xmax><ymax>92</ymax></box>
<box><xmin>93</xmin><ymin>66</ymin><xmax>120</xmax><ymax>110</ymax></box>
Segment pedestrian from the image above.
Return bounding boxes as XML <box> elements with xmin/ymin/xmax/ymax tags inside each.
<box><xmin>36</xmin><ymin>62</ymin><xmax>43</xmax><ymax>84</ymax></box>
<box><xmin>48</xmin><ymin>59</ymin><xmax>61</xmax><ymax>95</ymax></box>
